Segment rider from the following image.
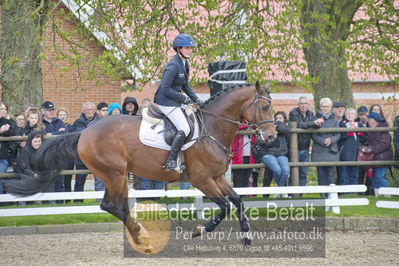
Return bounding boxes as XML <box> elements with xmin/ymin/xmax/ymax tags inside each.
<box><xmin>154</xmin><ymin>33</ymin><xmax>204</xmax><ymax>172</ymax></box>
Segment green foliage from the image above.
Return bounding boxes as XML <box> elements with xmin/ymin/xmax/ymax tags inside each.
<box><xmin>40</xmin><ymin>0</ymin><xmax>398</xmax><ymax>93</ymax></box>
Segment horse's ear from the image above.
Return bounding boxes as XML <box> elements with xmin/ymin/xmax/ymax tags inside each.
<box><xmin>264</xmin><ymin>80</ymin><xmax>270</xmax><ymax>93</ymax></box>
<box><xmin>255</xmin><ymin>80</ymin><xmax>261</xmax><ymax>93</ymax></box>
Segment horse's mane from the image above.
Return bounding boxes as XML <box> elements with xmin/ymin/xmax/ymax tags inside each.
<box><xmin>203</xmin><ymin>83</ymin><xmax>270</xmax><ymax>108</ymax></box>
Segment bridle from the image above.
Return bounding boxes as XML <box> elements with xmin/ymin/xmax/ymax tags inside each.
<box><xmin>194</xmin><ymin>91</ymin><xmax>274</xmax><ymax>159</ymax></box>
<box><xmin>198</xmin><ymin>92</ymin><xmax>274</xmax><ymax>132</ymax></box>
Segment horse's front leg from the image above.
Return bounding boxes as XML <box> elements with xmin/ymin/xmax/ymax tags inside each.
<box><xmin>215</xmin><ymin>176</ymin><xmax>252</xmax><ymax>245</ymax></box>
<box><xmin>191</xmin><ymin>177</ymin><xmax>230</xmax><ymax>236</ymax></box>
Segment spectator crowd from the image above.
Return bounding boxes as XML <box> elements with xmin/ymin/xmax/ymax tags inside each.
<box><xmin>232</xmin><ymin>96</ymin><xmax>399</xmax><ymax>197</ymax></box>
<box><xmin>0</xmin><ymin>95</ymin><xmax>398</xmax><ymax>204</ymax></box>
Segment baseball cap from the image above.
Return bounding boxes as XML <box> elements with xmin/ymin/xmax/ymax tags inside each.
<box><xmin>357</xmin><ymin>105</ymin><xmax>368</xmax><ymax>114</ymax></box>
<box><xmin>42</xmin><ymin>101</ymin><xmax>55</xmax><ymax>110</ymax></box>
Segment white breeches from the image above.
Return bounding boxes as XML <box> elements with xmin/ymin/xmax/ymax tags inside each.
<box><xmin>158</xmin><ymin>105</ymin><xmax>190</xmax><ymax>136</ymax></box>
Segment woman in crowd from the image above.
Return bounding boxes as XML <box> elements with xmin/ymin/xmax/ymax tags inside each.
<box><xmin>366</xmin><ymin>112</ymin><xmax>393</xmax><ymax>194</ymax></box>
<box><xmin>56</xmin><ymin>107</ymin><xmax>73</xmax><ymax>132</ymax></box>
<box><xmin>24</xmin><ymin>109</ymin><xmax>44</xmax><ymax>135</ymax></box>
<box><xmin>338</xmin><ymin>108</ymin><xmax>367</xmax><ymax>185</ymax></box>
<box><xmin>369</xmin><ymin>104</ymin><xmax>387</xmax><ymax>123</ymax></box>
<box><xmin>13</xmin><ymin>131</ymin><xmax>45</xmax><ymax>177</ymax></box>
<box><xmin>311</xmin><ymin>98</ymin><xmax>340</xmax><ymax>197</ymax></box>
<box><xmin>56</xmin><ymin>107</ymin><xmax>74</xmax><ymax>200</ymax></box>
<box><xmin>108</xmin><ymin>103</ymin><xmax>122</xmax><ymax>115</ymax></box>
<box><xmin>253</xmin><ymin>111</ymin><xmax>291</xmax><ymax>189</ymax></box>
<box><xmin>231</xmin><ymin>123</ymin><xmax>256</xmax><ymax>188</ymax></box>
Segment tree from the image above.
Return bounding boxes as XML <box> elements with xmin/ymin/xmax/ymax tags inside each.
<box><xmin>0</xmin><ymin>0</ymin><xmax>49</xmax><ymax>114</ymax></box>
<box><xmin>1</xmin><ymin>0</ymin><xmax>398</xmax><ymax>113</ymax></box>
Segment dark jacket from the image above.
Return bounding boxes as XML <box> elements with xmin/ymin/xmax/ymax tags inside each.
<box><xmin>42</xmin><ymin>117</ymin><xmax>65</xmax><ymax>135</ymax></box>
<box><xmin>253</xmin><ymin>121</ymin><xmax>291</xmax><ymax>160</ymax></box>
<box><xmin>71</xmin><ymin>113</ymin><xmax>100</xmax><ymax>166</ymax></box>
<box><xmin>311</xmin><ymin>112</ymin><xmax>341</xmax><ymax>162</ymax></box>
<box><xmin>338</xmin><ymin>120</ymin><xmax>367</xmax><ymax>161</ymax></box>
<box><xmin>122</xmin><ymin>97</ymin><xmax>139</xmax><ymax>115</ymax></box>
<box><xmin>13</xmin><ymin>132</ymin><xmax>45</xmax><ymax>176</ymax></box>
<box><xmin>289</xmin><ymin>107</ymin><xmax>319</xmax><ymax>150</ymax></box>
<box><xmin>71</xmin><ymin>113</ymin><xmax>100</xmax><ymax>132</ymax></box>
<box><xmin>154</xmin><ymin>54</ymin><xmax>199</xmax><ymax>106</ymax></box>
<box><xmin>367</xmin><ymin>121</ymin><xmax>393</xmax><ymax>162</ymax></box>
<box><xmin>0</xmin><ymin>117</ymin><xmax>16</xmax><ymax>159</ymax></box>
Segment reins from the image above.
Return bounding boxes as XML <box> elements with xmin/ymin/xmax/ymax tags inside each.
<box><xmin>193</xmin><ymin>91</ymin><xmax>274</xmax><ymax>161</ymax></box>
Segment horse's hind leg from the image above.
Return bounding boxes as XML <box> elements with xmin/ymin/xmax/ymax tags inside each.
<box><xmin>91</xmin><ymin>167</ymin><xmax>151</xmax><ymax>249</ymax></box>
<box><xmin>192</xmin><ymin>177</ymin><xmax>231</xmax><ymax>236</ymax></box>
<box><xmin>215</xmin><ymin>175</ymin><xmax>252</xmax><ymax>245</ymax></box>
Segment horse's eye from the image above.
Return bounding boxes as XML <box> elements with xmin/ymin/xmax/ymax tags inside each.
<box><xmin>262</xmin><ymin>105</ymin><xmax>269</xmax><ymax>111</ymax></box>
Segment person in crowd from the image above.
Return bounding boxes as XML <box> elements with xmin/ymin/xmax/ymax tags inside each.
<box><xmin>40</xmin><ymin>103</ymin><xmax>66</xmax><ymax>196</ymax></box>
<box><xmin>0</xmin><ymin>102</ymin><xmax>16</xmax><ymax>195</ymax></box>
<box><xmin>231</xmin><ymin>124</ymin><xmax>256</xmax><ymax>188</ymax></box>
<box><xmin>97</xmin><ymin>102</ymin><xmax>108</xmax><ymax>119</ymax></box>
<box><xmin>355</xmin><ymin>105</ymin><xmax>372</xmax><ymax>193</ymax></box>
<box><xmin>289</xmin><ymin>96</ymin><xmax>323</xmax><ymax>186</ymax></box>
<box><xmin>108</xmin><ymin>103</ymin><xmax>122</xmax><ymax>115</ymax></box>
<box><xmin>13</xmin><ymin>131</ymin><xmax>45</xmax><ymax>178</ymax></box>
<box><xmin>369</xmin><ymin>104</ymin><xmax>387</xmax><ymax>122</ymax></box>
<box><xmin>356</xmin><ymin>106</ymin><xmax>369</xmax><ymax>127</ymax></box>
<box><xmin>8</xmin><ymin>113</ymin><xmax>27</xmax><ymax>168</ymax></box>
<box><xmin>56</xmin><ymin>107</ymin><xmax>74</xmax><ymax>200</ymax></box>
<box><xmin>25</xmin><ymin>109</ymin><xmax>45</xmax><ymax>134</ymax></box>
<box><xmin>12</xmin><ymin>131</ymin><xmax>46</xmax><ymax>205</ymax></box>
<box><xmin>338</xmin><ymin>108</ymin><xmax>367</xmax><ymax>186</ymax></box>
<box><xmin>311</xmin><ymin>98</ymin><xmax>340</xmax><ymax>197</ymax></box>
<box><xmin>14</xmin><ymin>113</ymin><xmax>26</xmax><ymax>131</ymax></box>
<box><xmin>122</xmin><ymin>97</ymin><xmax>139</xmax><ymax>116</ymax></box>
<box><xmin>71</xmin><ymin>102</ymin><xmax>102</xmax><ymax>200</ymax></box>
<box><xmin>366</xmin><ymin>112</ymin><xmax>393</xmax><ymax>195</ymax></box>
<box><xmin>332</xmin><ymin>102</ymin><xmax>346</xmax><ymax>123</ymax></box>
<box><xmin>56</xmin><ymin>107</ymin><xmax>73</xmax><ymax>132</ymax></box>
<box><xmin>41</xmin><ymin>101</ymin><xmax>66</xmax><ymax>135</ymax></box>
<box><xmin>254</xmin><ymin>111</ymin><xmax>291</xmax><ymax>191</ymax></box>
<box><xmin>153</xmin><ymin>33</ymin><xmax>204</xmax><ymax>172</ymax></box>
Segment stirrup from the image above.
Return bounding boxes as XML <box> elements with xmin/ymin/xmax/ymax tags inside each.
<box><xmin>163</xmin><ymin>161</ymin><xmax>184</xmax><ymax>173</ymax></box>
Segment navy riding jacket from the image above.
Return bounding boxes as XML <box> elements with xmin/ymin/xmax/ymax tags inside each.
<box><xmin>154</xmin><ymin>54</ymin><xmax>199</xmax><ymax>106</ymax></box>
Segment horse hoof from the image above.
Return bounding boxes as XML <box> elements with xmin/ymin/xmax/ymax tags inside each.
<box><xmin>243</xmin><ymin>237</ymin><xmax>251</xmax><ymax>245</ymax></box>
<box><xmin>192</xmin><ymin>225</ymin><xmax>203</xmax><ymax>238</ymax></box>
<box><xmin>144</xmin><ymin>245</ymin><xmax>154</xmax><ymax>254</ymax></box>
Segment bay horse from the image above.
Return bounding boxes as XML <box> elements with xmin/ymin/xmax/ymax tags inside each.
<box><xmin>6</xmin><ymin>81</ymin><xmax>276</xmax><ymax>249</ymax></box>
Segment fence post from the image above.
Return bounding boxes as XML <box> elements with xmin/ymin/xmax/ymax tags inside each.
<box><xmin>289</xmin><ymin>122</ymin><xmax>300</xmax><ymax>198</ymax></box>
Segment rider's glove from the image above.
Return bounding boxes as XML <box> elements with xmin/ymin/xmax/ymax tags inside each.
<box><xmin>184</xmin><ymin>98</ymin><xmax>194</xmax><ymax>105</ymax></box>
<box><xmin>195</xmin><ymin>99</ymin><xmax>205</xmax><ymax>109</ymax></box>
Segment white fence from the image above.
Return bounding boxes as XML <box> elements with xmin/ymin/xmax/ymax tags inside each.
<box><xmin>0</xmin><ymin>185</ymin><xmax>369</xmax><ymax>217</ymax></box>
<box><xmin>376</xmin><ymin>188</ymin><xmax>399</xmax><ymax>209</ymax></box>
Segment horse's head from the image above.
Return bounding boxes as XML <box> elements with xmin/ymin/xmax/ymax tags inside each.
<box><xmin>242</xmin><ymin>81</ymin><xmax>277</xmax><ymax>143</ymax></box>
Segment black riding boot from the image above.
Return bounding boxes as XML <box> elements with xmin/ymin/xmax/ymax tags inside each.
<box><xmin>164</xmin><ymin>130</ymin><xmax>186</xmax><ymax>172</ymax></box>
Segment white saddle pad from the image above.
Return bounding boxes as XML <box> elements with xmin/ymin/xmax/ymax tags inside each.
<box><xmin>139</xmin><ymin>117</ymin><xmax>199</xmax><ymax>151</ymax></box>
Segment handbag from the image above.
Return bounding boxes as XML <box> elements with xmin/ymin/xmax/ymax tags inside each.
<box><xmin>357</xmin><ymin>145</ymin><xmax>374</xmax><ymax>161</ymax></box>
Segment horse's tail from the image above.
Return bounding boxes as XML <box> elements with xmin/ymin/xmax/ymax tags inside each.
<box><xmin>6</xmin><ymin>132</ymin><xmax>81</xmax><ymax>195</ymax></box>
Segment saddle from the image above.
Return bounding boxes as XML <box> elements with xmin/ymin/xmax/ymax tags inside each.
<box><xmin>142</xmin><ymin>103</ymin><xmax>196</xmax><ymax>146</ymax></box>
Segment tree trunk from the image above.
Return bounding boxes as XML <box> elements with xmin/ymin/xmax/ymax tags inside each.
<box><xmin>299</xmin><ymin>0</ymin><xmax>362</xmax><ymax>110</ymax></box>
<box><xmin>0</xmin><ymin>0</ymin><xmax>48</xmax><ymax>114</ymax></box>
